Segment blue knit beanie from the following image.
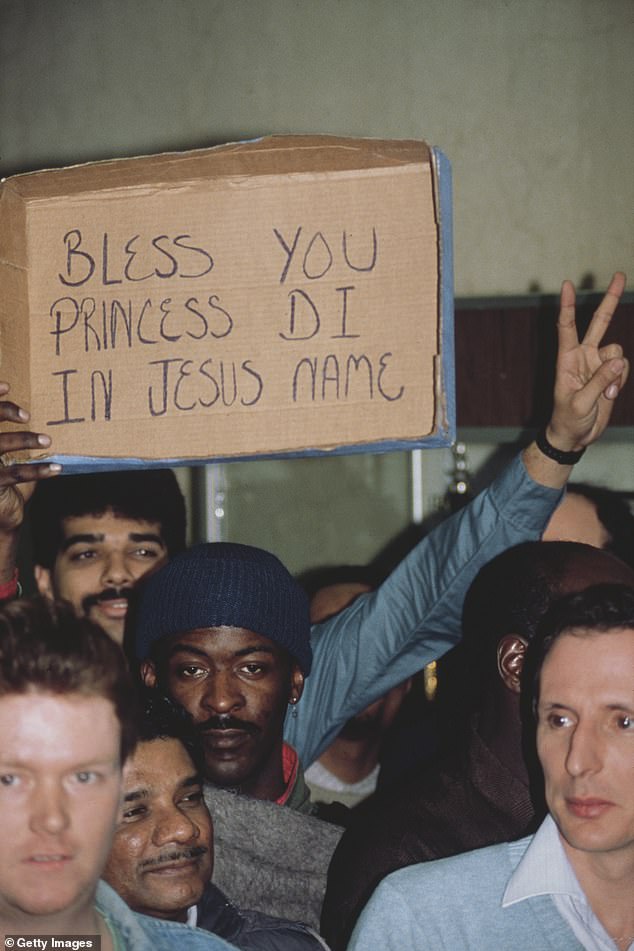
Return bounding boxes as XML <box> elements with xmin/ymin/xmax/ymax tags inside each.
<box><xmin>134</xmin><ymin>542</ymin><xmax>312</xmax><ymax>674</ymax></box>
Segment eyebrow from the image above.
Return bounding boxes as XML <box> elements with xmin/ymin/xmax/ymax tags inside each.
<box><xmin>167</xmin><ymin>642</ymin><xmax>279</xmax><ymax>660</ymax></box>
<box><xmin>539</xmin><ymin>700</ymin><xmax>634</xmax><ymax>713</ymax></box>
<box><xmin>60</xmin><ymin>532</ymin><xmax>165</xmax><ymax>553</ymax></box>
<box><xmin>0</xmin><ymin>756</ymin><xmax>117</xmax><ymax>771</ymax></box>
<box><xmin>123</xmin><ymin>787</ymin><xmax>149</xmax><ymax>804</ymax></box>
<box><xmin>181</xmin><ymin>774</ymin><xmax>203</xmax><ymax>790</ymax></box>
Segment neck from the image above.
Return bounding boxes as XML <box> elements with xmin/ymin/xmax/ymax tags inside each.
<box><xmin>562</xmin><ymin>836</ymin><xmax>634</xmax><ymax>951</ymax></box>
<box><xmin>318</xmin><ymin>735</ymin><xmax>381</xmax><ymax>784</ymax></box>
<box><xmin>0</xmin><ymin>901</ymin><xmax>101</xmax><ymax>938</ymax></box>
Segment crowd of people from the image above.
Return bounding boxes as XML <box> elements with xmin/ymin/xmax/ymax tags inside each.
<box><xmin>0</xmin><ymin>271</ymin><xmax>631</xmax><ymax>950</ymax></box>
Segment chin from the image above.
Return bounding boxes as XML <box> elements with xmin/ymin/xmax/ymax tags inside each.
<box><xmin>148</xmin><ymin>888</ymin><xmax>203</xmax><ymax>919</ymax></box>
<box><xmin>202</xmin><ymin>754</ymin><xmax>253</xmax><ymax>790</ymax></box>
<box><xmin>15</xmin><ymin>889</ymin><xmax>87</xmax><ymax>917</ymax></box>
<box><xmin>90</xmin><ymin>613</ymin><xmax>126</xmax><ymax>645</ymax></box>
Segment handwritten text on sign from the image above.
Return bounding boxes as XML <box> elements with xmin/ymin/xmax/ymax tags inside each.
<box><xmin>46</xmin><ymin>225</ymin><xmax>405</xmax><ymax>425</ymax></box>
<box><xmin>24</xmin><ymin>161</ymin><xmax>438</xmax><ymax>459</ymax></box>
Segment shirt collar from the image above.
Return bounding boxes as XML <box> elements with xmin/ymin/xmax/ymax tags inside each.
<box><xmin>276</xmin><ymin>742</ymin><xmax>299</xmax><ymax>806</ymax></box>
<box><xmin>503</xmin><ymin>814</ymin><xmax>584</xmax><ymax>907</ymax></box>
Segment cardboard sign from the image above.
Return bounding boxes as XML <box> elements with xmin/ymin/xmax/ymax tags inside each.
<box><xmin>0</xmin><ymin>135</ymin><xmax>454</xmax><ymax>470</ymax></box>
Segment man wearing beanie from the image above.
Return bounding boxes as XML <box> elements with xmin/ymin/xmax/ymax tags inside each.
<box><xmin>137</xmin><ymin>542</ymin><xmax>341</xmax><ymax>928</ymax></box>
<box><xmin>137</xmin><ymin>543</ymin><xmax>313</xmax><ymax>808</ymax></box>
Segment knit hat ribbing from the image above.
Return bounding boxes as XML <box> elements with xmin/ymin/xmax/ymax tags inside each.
<box><xmin>134</xmin><ymin>542</ymin><xmax>312</xmax><ymax>674</ymax></box>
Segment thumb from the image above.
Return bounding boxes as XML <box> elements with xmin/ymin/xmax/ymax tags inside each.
<box><xmin>577</xmin><ymin>357</ymin><xmax>626</xmax><ymax>413</ymax></box>
<box><xmin>602</xmin><ymin>356</ymin><xmax>629</xmax><ymax>401</ymax></box>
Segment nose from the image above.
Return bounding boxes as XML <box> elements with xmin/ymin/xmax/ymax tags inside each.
<box><xmin>152</xmin><ymin>804</ymin><xmax>200</xmax><ymax>848</ymax></box>
<box><xmin>101</xmin><ymin>550</ymin><xmax>134</xmax><ymax>588</ymax></box>
<box><xmin>201</xmin><ymin>670</ymin><xmax>244</xmax><ymax>716</ymax></box>
<box><xmin>565</xmin><ymin>721</ymin><xmax>603</xmax><ymax>777</ymax></box>
<box><xmin>29</xmin><ymin>782</ymin><xmax>70</xmax><ymax>837</ymax></box>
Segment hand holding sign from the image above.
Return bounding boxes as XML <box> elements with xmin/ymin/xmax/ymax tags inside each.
<box><xmin>0</xmin><ymin>382</ymin><xmax>61</xmax><ymax>587</ymax></box>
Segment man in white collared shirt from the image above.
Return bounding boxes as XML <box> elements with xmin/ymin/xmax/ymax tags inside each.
<box><xmin>348</xmin><ymin>583</ymin><xmax>634</xmax><ymax>951</ymax></box>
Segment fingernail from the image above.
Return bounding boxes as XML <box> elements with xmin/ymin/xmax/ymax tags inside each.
<box><xmin>18</xmin><ymin>408</ymin><xmax>29</xmax><ymax>421</ymax></box>
<box><xmin>606</xmin><ymin>383</ymin><xmax>619</xmax><ymax>400</ymax></box>
<box><xmin>47</xmin><ymin>463</ymin><xmax>62</xmax><ymax>473</ymax></box>
<box><xmin>37</xmin><ymin>434</ymin><xmax>51</xmax><ymax>447</ymax></box>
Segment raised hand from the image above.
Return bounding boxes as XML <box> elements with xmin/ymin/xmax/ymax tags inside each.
<box><xmin>547</xmin><ymin>271</ymin><xmax>629</xmax><ymax>452</ymax></box>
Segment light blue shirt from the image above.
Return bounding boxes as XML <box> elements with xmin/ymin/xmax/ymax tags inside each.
<box><xmin>349</xmin><ymin>829</ymin><xmax>586</xmax><ymax>950</ymax></box>
<box><xmin>504</xmin><ymin>816</ymin><xmax>633</xmax><ymax>951</ymax></box>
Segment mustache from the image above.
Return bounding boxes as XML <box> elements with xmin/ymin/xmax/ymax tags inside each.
<box><xmin>81</xmin><ymin>588</ymin><xmax>130</xmax><ymax>614</ymax></box>
<box><xmin>139</xmin><ymin>845</ymin><xmax>208</xmax><ymax>871</ymax></box>
<box><xmin>197</xmin><ymin>714</ymin><xmax>260</xmax><ymax>736</ymax></box>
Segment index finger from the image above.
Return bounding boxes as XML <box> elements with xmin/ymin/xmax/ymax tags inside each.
<box><xmin>582</xmin><ymin>271</ymin><xmax>626</xmax><ymax>348</ymax></box>
<box><xmin>556</xmin><ymin>279</ymin><xmax>579</xmax><ymax>353</ymax></box>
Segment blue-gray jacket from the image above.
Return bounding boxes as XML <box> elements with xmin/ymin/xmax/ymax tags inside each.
<box><xmin>286</xmin><ymin>453</ymin><xmax>563</xmax><ymax>766</ymax></box>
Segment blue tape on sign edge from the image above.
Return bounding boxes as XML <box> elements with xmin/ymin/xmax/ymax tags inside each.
<box><xmin>29</xmin><ymin>141</ymin><xmax>455</xmax><ymax>474</ymax></box>
<box><xmin>34</xmin><ymin>429</ymin><xmax>452</xmax><ymax>473</ymax></box>
<box><xmin>433</xmin><ymin>145</ymin><xmax>456</xmax><ymax>446</ymax></box>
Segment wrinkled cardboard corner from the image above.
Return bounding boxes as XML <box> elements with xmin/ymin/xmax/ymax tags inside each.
<box><xmin>0</xmin><ymin>135</ymin><xmax>453</xmax><ymax>469</ymax></box>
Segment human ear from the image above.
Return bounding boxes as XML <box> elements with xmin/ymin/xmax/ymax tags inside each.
<box><xmin>140</xmin><ymin>659</ymin><xmax>158</xmax><ymax>688</ymax></box>
<box><xmin>497</xmin><ymin>635</ymin><xmax>527</xmax><ymax>694</ymax></box>
<box><xmin>288</xmin><ymin>664</ymin><xmax>305</xmax><ymax>706</ymax></box>
<box><xmin>34</xmin><ymin>564</ymin><xmax>54</xmax><ymax>598</ymax></box>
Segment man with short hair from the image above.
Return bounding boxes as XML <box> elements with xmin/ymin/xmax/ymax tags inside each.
<box><xmin>0</xmin><ymin>596</ymin><xmax>235</xmax><ymax>949</ymax></box>
<box><xmin>29</xmin><ymin>467</ymin><xmax>187</xmax><ymax>643</ymax></box>
<box><xmin>102</xmin><ymin>691</ymin><xmax>326</xmax><ymax>950</ymax></box>
<box><xmin>347</xmin><ymin>583</ymin><xmax>634</xmax><ymax>951</ymax></box>
<box><xmin>320</xmin><ymin>541</ymin><xmax>634</xmax><ymax>948</ymax></box>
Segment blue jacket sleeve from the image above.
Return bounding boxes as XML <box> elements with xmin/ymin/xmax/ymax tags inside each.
<box><xmin>284</xmin><ymin>453</ymin><xmax>563</xmax><ymax>766</ymax></box>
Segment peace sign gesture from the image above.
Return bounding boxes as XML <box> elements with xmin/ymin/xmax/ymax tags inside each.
<box><xmin>547</xmin><ymin>271</ymin><xmax>628</xmax><ymax>453</ymax></box>
<box><xmin>524</xmin><ymin>272</ymin><xmax>629</xmax><ymax>488</ymax></box>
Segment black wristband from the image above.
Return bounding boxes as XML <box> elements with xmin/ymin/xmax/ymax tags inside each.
<box><xmin>536</xmin><ymin>429</ymin><xmax>586</xmax><ymax>465</ymax></box>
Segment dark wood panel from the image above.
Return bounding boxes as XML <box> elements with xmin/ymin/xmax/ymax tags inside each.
<box><xmin>454</xmin><ymin>298</ymin><xmax>634</xmax><ymax>427</ymax></box>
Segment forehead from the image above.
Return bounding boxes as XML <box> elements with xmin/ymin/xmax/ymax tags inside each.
<box><xmin>543</xmin><ymin>493</ymin><xmax>609</xmax><ymax>547</ymax></box>
<box><xmin>165</xmin><ymin>626</ymin><xmax>288</xmax><ymax>663</ymax></box>
<box><xmin>59</xmin><ymin>511</ymin><xmax>165</xmax><ymax>543</ymax></box>
<box><xmin>124</xmin><ymin>737</ymin><xmax>197</xmax><ymax>793</ymax></box>
<box><xmin>0</xmin><ymin>692</ymin><xmax>121</xmax><ymax>765</ymax></box>
<box><xmin>539</xmin><ymin>627</ymin><xmax>634</xmax><ymax>705</ymax></box>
